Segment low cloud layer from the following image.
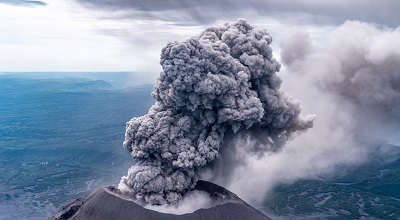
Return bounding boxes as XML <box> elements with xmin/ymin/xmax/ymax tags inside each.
<box><xmin>0</xmin><ymin>0</ymin><xmax>47</xmax><ymax>7</ymax></box>
<box><xmin>75</xmin><ymin>0</ymin><xmax>400</xmax><ymax>27</ymax></box>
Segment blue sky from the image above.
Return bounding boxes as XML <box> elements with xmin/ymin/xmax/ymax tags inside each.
<box><xmin>0</xmin><ymin>0</ymin><xmax>398</xmax><ymax>81</ymax></box>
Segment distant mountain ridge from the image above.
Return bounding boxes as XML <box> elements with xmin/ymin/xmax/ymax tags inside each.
<box><xmin>0</xmin><ymin>77</ymin><xmax>114</xmax><ymax>92</ymax></box>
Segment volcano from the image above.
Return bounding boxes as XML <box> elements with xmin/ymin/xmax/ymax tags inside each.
<box><xmin>49</xmin><ymin>180</ymin><xmax>271</xmax><ymax>220</ymax></box>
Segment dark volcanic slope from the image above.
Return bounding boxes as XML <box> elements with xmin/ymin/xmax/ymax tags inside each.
<box><xmin>50</xmin><ymin>180</ymin><xmax>271</xmax><ymax>220</ymax></box>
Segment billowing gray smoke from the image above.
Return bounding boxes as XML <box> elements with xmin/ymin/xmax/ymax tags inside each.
<box><xmin>281</xmin><ymin>21</ymin><xmax>400</xmax><ymax>138</ymax></box>
<box><xmin>118</xmin><ymin>19</ymin><xmax>314</xmax><ymax>205</ymax></box>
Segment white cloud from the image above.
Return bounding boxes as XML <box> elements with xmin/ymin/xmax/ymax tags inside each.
<box><xmin>0</xmin><ymin>0</ymin><xmax>204</xmax><ymax>81</ymax></box>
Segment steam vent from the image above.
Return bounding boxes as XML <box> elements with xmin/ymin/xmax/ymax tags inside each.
<box><xmin>49</xmin><ymin>180</ymin><xmax>271</xmax><ymax>220</ymax></box>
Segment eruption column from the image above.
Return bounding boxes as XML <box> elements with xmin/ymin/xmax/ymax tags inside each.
<box><xmin>119</xmin><ymin>19</ymin><xmax>314</xmax><ymax>205</ymax></box>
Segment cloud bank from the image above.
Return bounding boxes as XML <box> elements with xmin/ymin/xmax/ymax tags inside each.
<box><xmin>0</xmin><ymin>0</ymin><xmax>47</xmax><ymax>7</ymax></box>
<box><xmin>75</xmin><ymin>0</ymin><xmax>400</xmax><ymax>27</ymax></box>
<box><xmin>118</xmin><ymin>19</ymin><xmax>314</xmax><ymax>205</ymax></box>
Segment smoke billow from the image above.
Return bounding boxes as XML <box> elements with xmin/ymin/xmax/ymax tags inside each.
<box><xmin>282</xmin><ymin>21</ymin><xmax>400</xmax><ymax>140</ymax></box>
<box><xmin>224</xmin><ymin>20</ymin><xmax>400</xmax><ymax>205</ymax></box>
<box><xmin>118</xmin><ymin>19</ymin><xmax>314</xmax><ymax>205</ymax></box>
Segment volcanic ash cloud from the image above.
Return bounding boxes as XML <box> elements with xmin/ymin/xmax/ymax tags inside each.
<box><xmin>119</xmin><ymin>19</ymin><xmax>315</xmax><ymax>205</ymax></box>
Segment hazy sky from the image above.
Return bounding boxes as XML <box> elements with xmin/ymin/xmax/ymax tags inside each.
<box><xmin>1</xmin><ymin>0</ymin><xmax>398</xmax><ymax>77</ymax></box>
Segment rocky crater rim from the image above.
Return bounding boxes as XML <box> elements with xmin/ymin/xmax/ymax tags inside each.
<box><xmin>108</xmin><ymin>180</ymin><xmax>244</xmax><ymax>214</ymax></box>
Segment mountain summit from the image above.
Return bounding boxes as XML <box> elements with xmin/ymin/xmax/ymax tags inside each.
<box><xmin>49</xmin><ymin>180</ymin><xmax>271</xmax><ymax>220</ymax></box>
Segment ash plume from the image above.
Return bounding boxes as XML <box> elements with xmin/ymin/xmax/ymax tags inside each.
<box><xmin>281</xmin><ymin>21</ymin><xmax>400</xmax><ymax>139</ymax></box>
<box><xmin>118</xmin><ymin>19</ymin><xmax>315</xmax><ymax>205</ymax></box>
<box><xmin>221</xmin><ymin>20</ymin><xmax>400</xmax><ymax>206</ymax></box>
